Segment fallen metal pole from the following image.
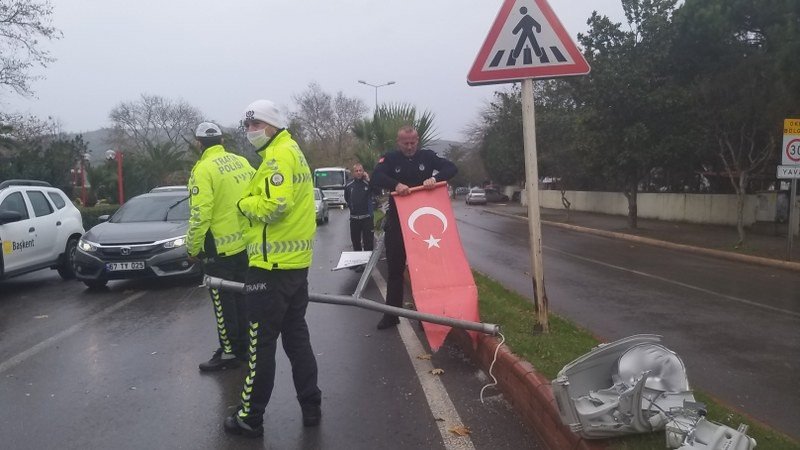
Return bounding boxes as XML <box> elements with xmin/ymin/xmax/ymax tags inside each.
<box><xmin>352</xmin><ymin>236</ymin><xmax>384</xmax><ymax>299</ymax></box>
<box><xmin>203</xmin><ymin>275</ymin><xmax>500</xmax><ymax>336</ymax></box>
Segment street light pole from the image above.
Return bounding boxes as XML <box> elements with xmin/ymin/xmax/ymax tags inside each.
<box><xmin>80</xmin><ymin>158</ymin><xmax>87</xmax><ymax>206</ymax></box>
<box><xmin>357</xmin><ymin>80</ymin><xmax>396</xmax><ymax>111</ymax></box>
<box><xmin>79</xmin><ymin>153</ymin><xmax>90</xmax><ymax>206</ymax></box>
<box><xmin>106</xmin><ymin>149</ymin><xmax>125</xmax><ymax>205</ymax></box>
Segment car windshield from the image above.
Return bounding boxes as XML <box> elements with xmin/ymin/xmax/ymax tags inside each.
<box><xmin>110</xmin><ymin>194</ymin><xmax>190</xmax><ymax>223</ymax></box>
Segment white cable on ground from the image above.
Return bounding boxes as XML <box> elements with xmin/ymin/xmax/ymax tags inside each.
<box><xmin>480</xmin><ymin>331</ymin><xmax>506</xmax><ymax>403</ymax></box>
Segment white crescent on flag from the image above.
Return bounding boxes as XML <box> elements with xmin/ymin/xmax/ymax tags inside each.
<box><xmin>407</xmin><ymin>207</ymin><xmax>448</xmax><ymax>235</ymax></box>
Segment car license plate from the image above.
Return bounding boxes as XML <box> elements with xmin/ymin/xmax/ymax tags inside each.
<box><xmin>106</xmin><ymin>261</ymin><xmax>145</xmax><ymax>271</ymax></box>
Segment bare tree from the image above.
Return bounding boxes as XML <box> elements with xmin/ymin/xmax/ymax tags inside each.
<box><xmin>2</xmin><ymin>112</ymin><xmax>61</xmax><ymax>141</ymax></box>
<box><xmin>0</xmin><ymin>0</ymin><xmax>61</xmax><ymax>97</ymax></box>
<box><xmin>292</xmin><ymin>82</ymin><xmax>333</xmax><ymax>143</ymax></box>
<box><xmin>291</xmin><ymin>82</ymin><xmax>367</xmax><ymax>165</ymax></box>
<box><xmin>108</xmin><ymin>94</ymin><xmax>203</xmax><ymax>153</ymax></box>
<box><xmin>716</xmin><ymin>126</ymin><xmax>776</xmax><ymax>246</ymax></box>
<box><xmin>330</xmin><ymin>92</ymin><xmax>368</xmax><ymax>161</ymax></box>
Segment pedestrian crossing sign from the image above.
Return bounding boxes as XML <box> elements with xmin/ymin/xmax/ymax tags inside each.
<box><xmin>467</xmin><ymin>0</ymin><xmax>590</xmax><ymax>86</ymax></box>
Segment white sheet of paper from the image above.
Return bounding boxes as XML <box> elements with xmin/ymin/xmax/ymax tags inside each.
<box><xmin>334</xmin><ymin>251</ymin><xmax>372</xmax><ymax>270</ymax></box>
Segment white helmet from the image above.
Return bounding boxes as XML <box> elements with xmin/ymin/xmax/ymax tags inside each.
<box><xmin>243</xmin><ymin>99</ymin><xmax>285</xmax><ymax>129</ymax></box>
<box><xmin>195</xmin><ymin>122</ymin><xmax>222</xmax><ymax>138</ymax></box>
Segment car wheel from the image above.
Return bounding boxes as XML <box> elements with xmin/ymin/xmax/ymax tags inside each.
<box><xmin>84</xmin><ymin>279</ymin><xmax>108</xmax><ymax>290</ymax></box>
<box><xmin>57</xmin><ymin>237</ymin><xmax>79</xmax><ymax>280</ymax></box>
<box><xmin>324</xmin><ymin>212</ymin><xmax>329</xmax><ymax>223</ymax></box>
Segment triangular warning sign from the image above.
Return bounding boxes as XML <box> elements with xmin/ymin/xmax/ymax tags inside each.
<box><xmin>467</xmin><ymin>0</ymin><xmax>590</xmax><ymax>86</ymax></box>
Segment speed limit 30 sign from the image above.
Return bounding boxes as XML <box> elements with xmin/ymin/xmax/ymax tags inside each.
<box><xmin>784</xmin><ymin>118</ymin><xmax>800</xmax><ymax>165</ymax></box>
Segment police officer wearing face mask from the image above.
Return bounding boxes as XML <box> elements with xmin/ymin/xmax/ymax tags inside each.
<box><xmin>370</xmin><ymin>125</ymin><xmax>457</xmax><ymax>330</ymax></box>
<box><xmin>224</xmin><ymin>99</ymin><xmax>322</xmax><ymax>438</ymax></box>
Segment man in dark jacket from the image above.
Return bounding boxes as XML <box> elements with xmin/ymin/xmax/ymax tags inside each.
<box><xmin>344</xmin><ymin>163</ymin><xmax>374</xmax><ymax>253</ymax></box>
<box><xmin>370</xmin><ymin>125</ymin><xmax>458</xmax><ymax>330</ymax></box>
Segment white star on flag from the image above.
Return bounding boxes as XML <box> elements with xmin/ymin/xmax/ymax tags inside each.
<box><xmin>424</xmin><ymin>235</ymin><xmax>441</xmax><ymax>249</ymax></box>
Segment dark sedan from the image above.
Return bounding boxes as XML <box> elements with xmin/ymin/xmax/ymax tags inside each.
<box><xmin>484</xmin><ymin>188</ymin><xmax>510</xmax><ymax>203</ymax></box>
<box><xmin>73</xmin><ymin>190</ymin><xmax>200</xmax><ymax>289</ymax></box>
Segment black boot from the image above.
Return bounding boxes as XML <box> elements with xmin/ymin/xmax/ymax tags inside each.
<box><xmin>301</xmin><ymin>404</ymin><xmax>322</xmax><ymax>427</ymax></box>
<box><xmin>199</xmin><ymin>348</ymin><xmax>240</xmax><ymax>372</ymax></box>
<box><xmin>376</xmin><ymin>314</ymin><xmax>399</xmax><ymax>330</ymax></box>
<box><xmin>223</xmin><ymin>412</ymin><xmax>263</xmax><ymax>438</ymax></box>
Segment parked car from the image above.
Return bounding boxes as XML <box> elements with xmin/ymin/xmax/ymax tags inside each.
<box><xmin>150</xmin><ymin>185</ymin><xmax>190</xmax><ymax>193</ymax></box>
<box><xmin>314</xmin><ymin>188</ymin><xmax>329</xmax><ymax>224</ymax></box>
<box><xmin>73</xmin><ymin>188</ymin><xmax>200</xmax><ymax>289</ymax></box>
<box><xmin>0</xmin><ymin>180</ymin><xmax>85</xmax><ymax>281</ymax></box>
<box><xmin>485</xmin><ymin>188</ymin><xmax>510</xmax><ymax>203</ymax></box>
<box><xmin>465</xmin><ymin>188</ymin><xmax>488</xmax><ymax>205</ymax></box>
<box><xmin>454</xmin><ymin>187</ymin><xmax>470</xmax><ymax>197</ymax></box>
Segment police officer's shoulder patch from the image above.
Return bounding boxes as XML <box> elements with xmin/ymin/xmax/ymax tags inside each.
<box><xmin>270</xmin><ymin>173</ymin><xmax>284</xmax><ymax>186</ymax></box>
<box><xmin>191</xmin><ymin>186</ymin><xmax>199</xmax><ymax>195</ymax></box>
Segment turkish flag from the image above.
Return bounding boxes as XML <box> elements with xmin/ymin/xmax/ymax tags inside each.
<box><xmin>393</xmin><ymin>183</ymin><xmax>479</xmax><ymax>351</ymax></box>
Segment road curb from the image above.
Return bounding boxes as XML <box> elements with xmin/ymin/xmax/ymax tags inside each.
<box><xmin>450</xmin><ymin>329</ymin><xmax>606</xmax><ymax>450</ymax></box>
<box><xmin>484</xmin><ymin>208</ymin><xmax>800</xmax><ymax>273</ymax></box>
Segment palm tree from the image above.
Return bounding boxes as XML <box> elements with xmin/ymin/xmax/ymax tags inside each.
<box><xmin>86</xmin><ymin>164</ymin><xmax>117</xmax><ymax>204</ymax></box>
<box><xmin>352</xmin><ymin>103</ymin><xmax>437</xmax><ymax>170</ymax></box>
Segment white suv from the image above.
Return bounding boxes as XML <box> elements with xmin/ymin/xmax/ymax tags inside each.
<box><xmin>0</xmin><ymin>180</ymin><xmax>85</xmax><ymax>281</ymax></box>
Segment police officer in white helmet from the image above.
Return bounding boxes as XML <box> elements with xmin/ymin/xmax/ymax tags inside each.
<box><xmin>223</xmin><ymin>100</ymin><xmax>322</xmax><ymax>438</ymax></box>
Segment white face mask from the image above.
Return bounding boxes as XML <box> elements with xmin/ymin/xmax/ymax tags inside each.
<box><xmin>247</xmin><ymin>129</ymin><xmax>268</xmax><ymax>149</ymax></box>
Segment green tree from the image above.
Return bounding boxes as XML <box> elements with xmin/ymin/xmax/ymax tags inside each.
<box><xmin>672</xmin><ymin>0</ymin><xmax>800</xmax><ymax>244</ymax></box>
<box><xmin>0</xmin><ymin>115</ymin><xmax>87</xmax><ymax>195</ymax></box>
<box><xmin>574</xmin><ymin>0</ymin><xmax>685</xmax><ymax>228</ymax></box>
<box><xmin>444</xmin><ymin>143</ymin><xmax>486</xmax><ymax>189</ymax></box>
<box><xmin>474</xmin><ymin>88</ymin><xmax>525</xmax><ymax>186</ymax></box>
<box><xmin>86</xmin><ymin>164</ymin><xmax>117</xmax><ymax>204</ymax></box>
<box><xmin>123</xmin><ymin>142</ymin><xmax>189</xmax><ymax>196</ymax></box>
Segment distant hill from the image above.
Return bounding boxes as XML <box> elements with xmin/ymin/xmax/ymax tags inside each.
<box><xmin>426</xmin><ymin>139</ymin><xmax>466</xmax><ymax>157</ymax></box>
<box><xmin>70</xmin><ymin>128</ymin><xmax>115</xmax><ymax>163</ymax></box>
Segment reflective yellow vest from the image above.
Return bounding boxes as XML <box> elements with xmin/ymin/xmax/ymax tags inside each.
<box><xmin>237</xmin><ymin>130</ymin><xmax>315</xmax><ymax>270</ymax></box>
<box><xmin>187</xmin><ymin>145</ymin><xmax>255</xmax><ymax>258</ymax></box>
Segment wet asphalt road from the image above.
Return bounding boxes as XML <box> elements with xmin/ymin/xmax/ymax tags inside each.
<box><xmin>453</xmin><ymin>201</ymin><xmax>800</xmax><ymax>440</ymax></box>
<box><xmin>0</xmin><ymin>207</ymin><xmax>539</xmax><ymax>450</ymax></box>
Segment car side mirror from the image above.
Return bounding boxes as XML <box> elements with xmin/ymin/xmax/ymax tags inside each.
<box><xmin>0</xmin><ymin>209</ymin><xmax>24</xmax><ymax>225</ymax></box>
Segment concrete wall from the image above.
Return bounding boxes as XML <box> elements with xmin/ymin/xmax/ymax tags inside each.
<box><xmin>524</xmin><ymin>190</ymin><xmax>799</xmax><ymax>232</ymax></box>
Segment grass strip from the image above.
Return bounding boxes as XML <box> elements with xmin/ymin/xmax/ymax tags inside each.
<box><xmin>474</xmin><ymin>271</ymin><xmax>799</xmax><ymax>450</ymax></box>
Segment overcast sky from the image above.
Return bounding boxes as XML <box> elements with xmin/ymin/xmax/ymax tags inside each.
<box><xmin>3</xmin><ymin>0</ymin><xmax>625</xmax><ymax>141</ymax></box>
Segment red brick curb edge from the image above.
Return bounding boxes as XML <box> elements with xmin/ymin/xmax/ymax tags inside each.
<box><xmin>450</xmin><ymin>329</ymin><xmax>607</xmax><ymax>450</ymax></box>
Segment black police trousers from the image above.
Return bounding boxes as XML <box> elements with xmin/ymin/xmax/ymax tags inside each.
<box><xmin>236</xmin><ymin>267</ymin><xmax>321</xmax><ymax>425</ymax></box>
<box><xmin>203</xmin><ymin>251</ymin><xmax>249</xmax><ymax>359</ymax></box>
<box><xmin>384</xmin><ymin>220</ymin><xmax>407</xmax><ymax>309</ymax></box>
<box><xmin>349</xmin><ymin>216</ymin><xmax>374</xmax><ymax>251</ymax></box>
